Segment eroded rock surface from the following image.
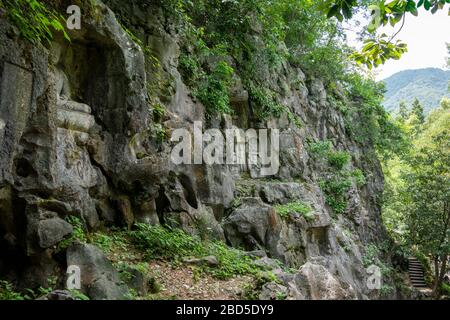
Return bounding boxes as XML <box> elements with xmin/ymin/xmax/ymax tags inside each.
<box><xmin>0</xmin><ymin>0</ymin><xmax>400</xmax><ymax>300</ymax></box>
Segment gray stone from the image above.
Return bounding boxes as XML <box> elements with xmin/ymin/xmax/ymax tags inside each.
<box><xmin>57</xmin><ymin>109</ymin><xmax>95</xmax><ymax>133</ymax></box>
<box><xmin>254</xmin><ymin>257</ymin><xmax>282</xmax><ymax>271</ymax></box>
<box><xmin>123</xmin><ymin>267</ymin><xmax>148</xmax><ymax>296</ymax></box>
<box><xmin>38</xmin><ymin>217</ymin><xmax>73</xmax><ymax>248</ymax></box>
<box><xmin>183</xmin><ymin>255</ymin><xmax>219</xmax><ymax>268</ymax></box>
<box><xmin>223</xmin><ymin>198</ymin><xmax>282</xmax><ymax>257</ymax></box>
<box><xmin>293</xmin><ymin>262</ymin><xmax>357</xmax><ymax>300</ymax></box>
<box><xmin>66</xmin><ymin>243</ymin><xmax>129</xmax><ymax>300</ymax></box>
<box><xmin>37</xmin><ymin>290</ymin><xmax>75</xmax><ymax>301</ymax></box>
<box><xmin>257</xmin><ymin>182</ymin><xmax>304</xmax><ymax>205</ymax></box>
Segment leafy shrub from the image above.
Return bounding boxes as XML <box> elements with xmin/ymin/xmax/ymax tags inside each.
<box><xmin>274</xmin><ymin>201</ymin><xmax>314</xmax><ymax>220</ymax></box>
<box><xmin>327</xmin><ymin>151</ymin><xmax>350</xmax><ymax>170</ymax></box>
<box><xmin>0</xmin><ymin>280</ymin><xmax>25</xmax><ymax>300</ymax></box>
<box><xmin>308</xmin><ymin>140</ymin><xmax>333</xmax><ymax>157</ymax></box>
<box><xmin>442</xmin><ymin>283</ymin><xmax>450</xmax><ymax>296</ymax></box>
<box><xmin>128</xmin><ymin>224</ymin><xmax>260</xmax><ymax>280</ymax></box>
<box><xmin>320</xmin><ymin>176</ymin><xmax>352</xmax><ymax>214</ymax></box>
<box><xmin>152</xmin><ymin>103</ymin><xmax>166</xmax><ymax>123</ymax></box>
<box><xmin>195</xmin><ymin>61</ymin><xmax>234</xmax><ymax>117</ymax></box>
<box><xmin>246</xmin><ymin>82</ymin><xmax>286</xmax><ymax>120</ymax></box>
<box><xmin>57</xmin><ymin>216</ymin><xmax>86</xmax><ymax>250</ymax></box>
<box><xmin>351</xmin><ymin>169</ymin><xmax>366</xmax><ymax>187</ymax></box>
<box><xmin>0</xmin><ymin>0</ymin><xmax>69</xmax><ymax>44</ymax></box>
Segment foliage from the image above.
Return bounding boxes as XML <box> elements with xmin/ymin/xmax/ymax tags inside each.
<box><xmin>242</xmin><ymin>271</ymin><xmax>280</xmax><ymax>300</ymax></box>
<box><xmin>398</xmin><ymin>101</ymin><xmax>409</xmax><ymax>120</ymax></box>
<box><xmin>343</xmin><ymin>73</ymin><xmax>409</xmax><ymax>159</ymax></box>
<box><xmin>411</xmin><ymin>98</ymin><xmax>425</xmax><ymax>124</ymax></box>
<box><xmin>320</xmin><ymin>175</ymin><xmax>353</xmax><ymax>214</ymax></box>
<box><xmin>325</xmin><ymin>0</ymin><xmax>450</xmax><ymax>67</ymax></box>
<box><xmin>128</xmin><ymin>224</ymin><xmax>260</xmax><ymax>280</ymax></box>
<box><xmin>0</xmin><ymin>280</ymin><xmax>25</xmax><ymax>300</ymax></box>
<box><xmin>309</xmin><ymin>140</ymin><xmax>351</xmax><ymax>170</ymax></box>
<box><xmin>195</xmin><ymin>61</ymin><xmax>235</xmax><ymax>117</ymax></box>
<box><xmin>383</xmin><ymin>99</ymin><xmax>449</xmax><ymax>296</ymax></box>
<box><xmin>402</xmin><ymin>131</ymin><xmax>449</xmax><ymax>259</ymax></box>
<box><xmin>274</xmin><ymin>201</ymin><xmax>314</xmax><ymax>220</ymax></box>
<box><xmin>328</xmin><ymin>151</ymin><xmax>351</xmax><ymax>170</ymax></box>
<box><xmin>0</xmin><ymin>0</ymin><xmax>69</xmax><ymax>44</ymax></box>
<box><xmin>351</xmin><ymin>35</ymin><xmax>407</xmax><ymax>70</ymax></box>
<box><xmin>57</xmin><ymin>216</ymin><xmax>86</xmax><ymax>251</ymax></box>
<box><xmin>308</xmin><ymin>140</ymin><xmax>332</xmax><ymax>157</ymax></box>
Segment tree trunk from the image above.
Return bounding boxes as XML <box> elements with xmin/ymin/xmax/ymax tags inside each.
<box><xmin>433</xmin><ymin>255</ymin><xmax>448</xmax><ymax>298</ymax></box>
<box><xmin>433</xmin><ymin>256</ymin><xmax>440</xmax><ymax>296</ymax></box>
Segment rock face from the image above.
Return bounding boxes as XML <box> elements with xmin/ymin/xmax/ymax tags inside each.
<box><xmin>0</xmin><ymin>0</ymin><xmax>398</xmax><ymax>299</ymax></box>
<box><xmin>66</xmin><ymin>243</ymin><xmax>129</xmax><ymax>300</ymax></box>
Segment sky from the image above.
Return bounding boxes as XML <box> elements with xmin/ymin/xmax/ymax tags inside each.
<box><xmin>374</xmin><ymin>9</ymin><xmax>450</xmax><ymax>80</ymax></box>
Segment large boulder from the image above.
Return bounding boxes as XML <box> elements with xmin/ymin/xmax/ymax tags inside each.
<box><xmin>37</xmin><ymin>217</ymin><xmax>73</xmax><ymax>248</ymax></box>
<box><xmin>293</xmin><ymin>262</ymin><xmax>357</xmax><ymax>300</ymax></box>
<box><xmin>223</xmin><ymin>198</ymin><xmax>282</xmax><ymax>256</ymax></box>
<box><xmin>66</xmin><ymin>243</ymin><xmax>129</xmax><ymax>300</ymax></box>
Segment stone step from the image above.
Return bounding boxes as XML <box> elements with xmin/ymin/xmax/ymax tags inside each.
<box><xmin>411</xmin><ymin>281</ymin><xmax>427</xmax><ymax>286</ymax></box>
<box><xmin>410</xmin><ymin>279</ymin><xmax>427</xmax><ymax>284</ymax></box>
<box><xmin>409</xmin><ymin>270</ymin><xmax>424</xmax><ymax>274</ymax></box>
<box><xmin>409</xmin><ymin>262</ymin><xmax>422</xmax><ymax>266</ymax></box>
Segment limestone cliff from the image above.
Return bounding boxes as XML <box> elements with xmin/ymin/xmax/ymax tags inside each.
<box><xmin>0</xmin><ymin>1</ymin><xmax>406</xmax><ymax>300</ymax></box>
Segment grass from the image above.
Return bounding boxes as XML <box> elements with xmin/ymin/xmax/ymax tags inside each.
<box><xmin>274</xmin><ymin>201</ymin><xmax>314</xmax><ymax>220</ymax></box>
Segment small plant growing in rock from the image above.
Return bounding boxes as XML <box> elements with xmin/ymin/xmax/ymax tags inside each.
<box><xmin>274</xmin><ymin>201</ymin><xmax>314</xmax><ymax>220</ymax></box>
<box><xmin>57</xmin><ymin>216</ymin><xmax>87</xmax><ymax>251</ymax></box>
<box><xmin>308</xmin><ymin>140</ymin><xmax>332</xmax><ymax>157</ymax></box>
<box><xmin>319</xmin><ymin>177</ymin><xmax>352</xmax><ymax>215</ymax></box>
<box><xmin>128</xmin><ymin>223</ymin><xmax>261</xmax><ymax>280</ymax></box>
<box><xmin>327</xmin><ymin>151</ymin><xmax>350</xmax><ymax>170</ymax></box>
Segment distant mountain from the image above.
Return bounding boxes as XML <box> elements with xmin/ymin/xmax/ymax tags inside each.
<box><xmin>382</xmin><ymin>68</ymin><xmax>450</xmax><ymax>114</ymax></box>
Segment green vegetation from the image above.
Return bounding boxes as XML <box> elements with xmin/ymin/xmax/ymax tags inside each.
<box><xmin>0</xmin><ymin>280</ymin><xmax>25</xmax><ymax>300</ymax></box>
<box><xmin>57</xmin><ymin>216</ymin><xmax>87</xmax><ymax>251</ymax></box>
<box><xmin>0</xmin><ymin>0</ymin><xmax>69</xmax><ymax>44</ymax></box>
<box><xmin>361</xmin><ymin>243</ymin><xmax>396</xmax><ymax>297</ymax></box>
<box><xmin>128</xmin><ymin>224</ymin><xmax>261</xmax><ymax>280</ymax></box>
<box><xmin>308</xmin><ymin>140</ymin><xmax>333</xmax><ymax>158</ymax></box>
<box><xmin>274</xmin><ymin>201</ymin><xmax>314</xmax><ymax>220</ymax></box>
<box><xmin>320</xmin><ymin>176</ymin><xmax>353</xmax><ymax>215</ymax></box>
<box><xmin>327</xmin><ymin>151</ymin><xmax>351</xmax><ymax>170</ymax></box>
<box><xmin>383</xmin><ymin>98</ymin><xmax>450</xmax><ymax>297</ymax></box>
<box><xmin>325</xmin><ymin>0</ymin><xmax>450</xmax><ymax>68</ymax></box>
<box><xmin>309</xmin><ymin>140</ymin><xmax>367</xmax><ymax>215</ymax></box>
<box><xmin>0</xmin><ymin>279</ymin><xmax>89</xmax><ymax>300</ymax></box>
